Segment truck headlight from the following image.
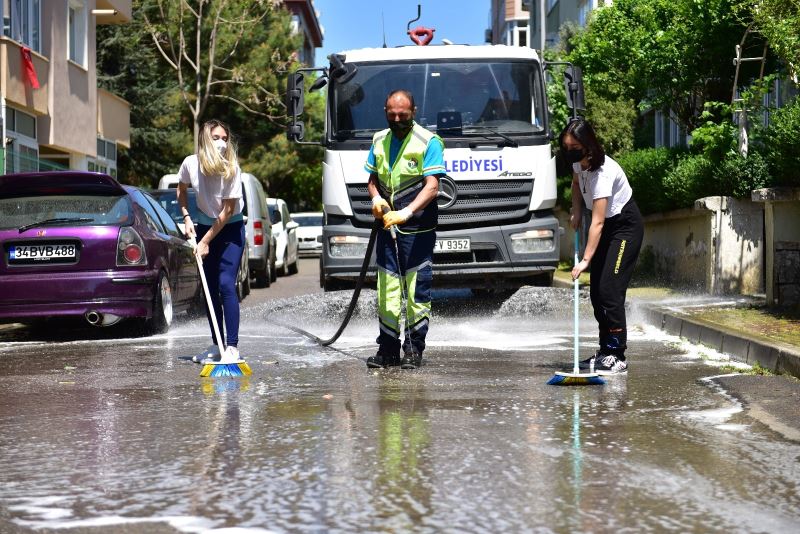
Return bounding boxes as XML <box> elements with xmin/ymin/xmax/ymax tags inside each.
<box><xmin>510</xmin><ymin>229</ymin><xmax>555</xmax><ymax>253</ymax></box>
<box><xmin>328</xmin><ymin>235</ymin><xmax>370</xmax><ymax>257</ymax></box>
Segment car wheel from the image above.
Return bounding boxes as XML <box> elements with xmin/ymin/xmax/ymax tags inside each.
<box><xmin>254</xmin><ymin>261</ymin><xmax>271</xmax><ymax>288</ymax></box>
<box><xmin>288</xmin><ymin>254</ymin><xmax>298</xmax><ymax>275</ymax></box>
<box><xmin>279</xmin><ymin>247</ymin><xmax>289</xmax><ymax>276</ymax></box>
<box><xmin>147</xmin><ymin>271</ymin><xmax>173</xmax><ymax>334</ymax></box>
<box><xmin>237</xmin><ymin>269</ymin><xmax>245</xmax><ymax>302</ymax></box>
<box><xmin>243</xmin><ymin>269</ymin><xmax>251</xmax><ymax>297</ymax></box>
<box><xmin>270</xmin><ymin>255</ymin><xmax>277</xmax><ymax>282</ymax></box>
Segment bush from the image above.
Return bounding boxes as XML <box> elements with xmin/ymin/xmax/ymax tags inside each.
<box><xmin>764</xmin><ymin>98</ymin><xmax>800</xmax><ymax>187</ymax></box>
<box><xmin>663</xmin><ymin>153</ymin><xmax>715</xmax><ymax>208</ymax></box>
<box><xmin>615</xmin><ymin>148</ymin><xmax>681</xmax><ymax>215</ymax></box>
<box><xmin>716</xmin><ymin>152</ymin><xmax>771</xmax><ymax>198</ymax></box>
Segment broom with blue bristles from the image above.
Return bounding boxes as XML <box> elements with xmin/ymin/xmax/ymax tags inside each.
<box><xmin>190</xmin><ymin>238</ymin><xmax>251</xmax><ymax>378</ymax></box>
<box><xmin>547</xmin><ymin>231</ymin><xmax>604</xmax><ymax>386</ymax></box>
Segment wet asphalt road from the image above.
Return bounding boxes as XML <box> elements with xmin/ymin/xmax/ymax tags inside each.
<box><xmin>1</xmin><ymin>258</ymin><xmax>799</xmax><ymax>533</ymax></box>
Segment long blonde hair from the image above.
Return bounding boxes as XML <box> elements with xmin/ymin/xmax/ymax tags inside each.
<box><xmin>198</xmin><ymin>119</ymin><xmax>238</xmax><ymax>180</ymax></box>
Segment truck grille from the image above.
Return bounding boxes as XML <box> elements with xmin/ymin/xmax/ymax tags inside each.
<box><xmin>347</xmin><ymin>179</ymin><xmax>532</xmax><ymax>230</ymax></box>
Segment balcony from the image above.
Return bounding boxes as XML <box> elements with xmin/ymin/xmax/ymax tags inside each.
<box><xmin>0</xmin><ymin>38</ymin><xmax>49</xmax><ymax>116</ymax></box>
<box><xmin>94</xmin><ymin>0</ymin><xmax>132</xmax><ymax>25</ymax></box>
<box><xmin>97</xmin><ymin>89</ymin><xmax>131</xmax><ymax>149</ymax></box>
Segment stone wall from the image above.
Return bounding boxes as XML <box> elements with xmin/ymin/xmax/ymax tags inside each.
<box><xmin>753</xmin><ymin>188</ymin><xmax>800</xmax><ymax>307</ymax></box>
<box><xmin>558</xmin><ymin>197</ymin><xmax>765</xmax><ymax>293</ymax></box>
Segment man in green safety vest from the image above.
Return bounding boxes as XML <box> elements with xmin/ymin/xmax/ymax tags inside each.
<box><xmin>365</xmin><ymin>89</ymin><xmax>445</xmax><ymax>369</ymax></box>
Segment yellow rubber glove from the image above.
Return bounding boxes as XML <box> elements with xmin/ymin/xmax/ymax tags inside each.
<box><xmin>383</xmin><ymin>207</ymin><xmax>413</xmax><ymax>229</ymax></box>
<box><xmin>371</xmin><ymin>196</ymin><xmax>390</xmax><ymax>219</ymax></box>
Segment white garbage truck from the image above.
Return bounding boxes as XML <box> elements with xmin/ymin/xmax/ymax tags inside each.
<box><xmin>287</xmin><ymin>37</ymin><xmax>583</xmax><ymax>291</ymax></box>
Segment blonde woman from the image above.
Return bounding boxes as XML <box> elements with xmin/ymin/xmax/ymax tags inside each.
<box><xmin>177</xmin><ymin>119</ymin><xmax>245</xmax><ymax>364</ymax></box>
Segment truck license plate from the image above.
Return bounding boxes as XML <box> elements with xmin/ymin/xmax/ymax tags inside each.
<box><xmin>9</xmin><ymin>243</ymin><xmax>78</xmax><ymax>264</ymax></box>
<box><xmin>434</xmin><ymin>238</ymin><xmax>470</xmax><ymax>253</ymax></box>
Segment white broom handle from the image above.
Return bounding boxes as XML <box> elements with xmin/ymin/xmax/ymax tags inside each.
<box><xmin>573</xmin><ymin>231</ymin><xmax>580</xmax><ymax>374</ymax></box>
<box><xmin>190</xmin><ymin>238</ymin><xmax>225</xmax><ymax>355</ymax></box>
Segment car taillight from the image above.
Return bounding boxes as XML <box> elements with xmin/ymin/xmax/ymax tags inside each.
<box><xmin>253</xmin><ymin>220</ymin><xmax>264</xmax><ymax>246</ymax></box>
<box><xmin>117</xmin><ymin>227</ymin><xmax>147</xmax><ymax>266</ymax></box>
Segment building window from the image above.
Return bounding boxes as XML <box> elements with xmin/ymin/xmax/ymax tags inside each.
<box><xmin>7</xmin><ymin>107</ymin><xmax>37</xmax><ymax>139</ymax></box>
<box><xmin>94</xmin><ymin>137</ymin><xmax>117</xmax><ymax>177</ymax></box>
<box><xmin>97</xmin><ymin>138</ymin><xmax>117</xmax><ymax>162</ymax></box>
<box><xmin>547</xmin><ymin>0</ymin><xmax>558</xmax><ymax>13</ymax></box>
<box><xmin>2</xmin><ymin>0</ymin><xmax>41</xmax><ymax>52</ymax></box>
<box><xmin>68</xmin><ymin>0</ymin><xmax>86</xmax><ymax>65</ymax></box>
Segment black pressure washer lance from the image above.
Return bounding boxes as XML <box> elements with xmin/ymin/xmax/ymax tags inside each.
<box><xmin>270</xmin><ymin>207</ymin><xmax>412</xmax><ymax>354</ymax></box>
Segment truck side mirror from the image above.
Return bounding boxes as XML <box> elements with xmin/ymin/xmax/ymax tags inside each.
<box><xmin>563</xmin><ymin>66</ymin><xmax>585</xmax><ymax>112</ymax></box>
<box><xmin>287</xmin><ymin>72</ymin><xmax>305</xmax><ymax>117</ymax></box>
<box><xmin>286</xmin><ymin>72</ymin><xmax>306</xmax><ymax>141</ymax></box>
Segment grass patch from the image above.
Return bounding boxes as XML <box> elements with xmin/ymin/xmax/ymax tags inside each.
<box><xmin>718</xmin><ymin>362</ymin><xmax>773</xmax><ymax>376</ymax></box>
<box><xmin>683</xmin><ymin>306</ymin><xmax>800</xmax><ymax>348</ymax></box>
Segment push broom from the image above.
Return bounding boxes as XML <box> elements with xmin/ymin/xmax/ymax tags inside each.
<box><xmin>547</xmin><ymin>231</ymin><xmax>604</xmax><ymax>386</ymax></box>
<box><xmin>190</xmin><ymin>238</ymin><xmax>251</xmax><ymax>378</ymax></box>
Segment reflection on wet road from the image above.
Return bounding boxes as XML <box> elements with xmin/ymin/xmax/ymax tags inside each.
<box><xmin>1</xmin><ymin>288</ymin><xmax>798</xmax><ymax>532</ymax></box>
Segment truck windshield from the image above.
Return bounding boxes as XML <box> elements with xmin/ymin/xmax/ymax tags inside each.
<box><xmin>332</xmin><ymin>60</ymin><xmax>545</xmax><ymax>141</ymax></box>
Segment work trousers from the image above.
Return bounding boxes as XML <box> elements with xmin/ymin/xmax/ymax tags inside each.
<box><xmin>376</xmin><ymin>228</ymin><xmax>435</xmax><ymax>357</ymax></box>
<box><xmin>589</xmin><ymin>199</ymin><xmax>643</xmax><ymax>359</ymax></box>
<box><xmin>196</xmin><ymin>220</ymin><xmax>245</xmax><ymax>348</ymax></box>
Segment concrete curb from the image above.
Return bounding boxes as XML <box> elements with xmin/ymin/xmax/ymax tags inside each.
<box><xmin>636</xmin><ymin>303</ymin><xmax>800</xmax><ymax>379</ymax></box>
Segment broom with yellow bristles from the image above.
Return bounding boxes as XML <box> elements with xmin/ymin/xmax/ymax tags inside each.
<box><xmin>547</xmin><ymin>232</ymin><xmax>604</xmax><ymax>386</ymax></box>
<box><xmin>190</xmin><ymin>238</ymin><xmax>251</xmax><ymax>378</ymax></box>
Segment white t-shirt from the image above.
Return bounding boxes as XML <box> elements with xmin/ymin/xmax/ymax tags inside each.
<box><xmin>178</xmin><ymin>154</ymin><xmax>244</xmax><ymax>220</ymax></box>
<box><xmin>574</xmin><ymin>155</ymin><xmax>632</xmax><ymax>218</ymax></box>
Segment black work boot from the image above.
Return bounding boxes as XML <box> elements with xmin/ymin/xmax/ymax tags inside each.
<box><xmin>400</xmin><ymin>349</ymin><xmax>422</xmax><ymax>370</ymax></box>
<box><xmin>367</xmin><ymin>350</ymin><xmax>400</xmax><ymax>369</ymax></box>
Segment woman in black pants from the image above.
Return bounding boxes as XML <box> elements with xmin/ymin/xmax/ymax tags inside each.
<box><xmin>560</xmin><ymin>118</ymin><xmax>643</xmax><ymax>374</ymax></box>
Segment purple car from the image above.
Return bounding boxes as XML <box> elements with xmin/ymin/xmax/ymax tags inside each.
<box><xmin>0</xmin><ymin>172</ymin><xmax>201</xmax><ymax>333</ymax></box>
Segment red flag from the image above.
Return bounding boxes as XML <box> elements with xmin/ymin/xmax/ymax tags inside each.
<box><xmin>21</xmin><ymin>46</ymin><xmax>40</xmax><ymax>89</ymax></box>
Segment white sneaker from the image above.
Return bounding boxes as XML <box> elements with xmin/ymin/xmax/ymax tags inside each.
<box><xmin>594</xmin><ymin>355</ymin><xmax>628</xmax><ymax>375</ymax></box>
<box><xmin>193</xmin><ymin>345</ymin><xmax>221</xmax><ymax>364</ymax></box>
<box><xmin>217</xmin><ymin>346</ymin><xmax>240</xmax><ymax>364</ymax></box>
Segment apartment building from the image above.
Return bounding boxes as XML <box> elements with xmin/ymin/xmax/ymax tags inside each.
<box><xmin>487</xmin><ymin>0</ymin><xmax>607</xmax><ymax>50</ymax></box>
<box><xmin>0</xmin><ymin>0</ymin><xmax>131</xmax><ymax>176</ymax></box>
<box><xmin>282</xmin><ymin>0</ymin><xmax>323</xmax><ymax>67</ymax></box>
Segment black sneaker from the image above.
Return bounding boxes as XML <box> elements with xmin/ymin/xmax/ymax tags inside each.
<box><xmin>578</xmin><ymin>352</ymin><xmax>601</xmax><ymax>370</ymax></box>
<box><xmin>366</xmin><ymin>351</ymin><xmax>400</xmax><ymax>369</ymax></box>
<box><xmin>594</xmin><ymin>354</ymin><xmax>628</xmax><ymax>375</ymax></box>
<box><xmin>400</xmin><ymin>350</ymin><xmax>422</xmax><ymax>370</ymax></box>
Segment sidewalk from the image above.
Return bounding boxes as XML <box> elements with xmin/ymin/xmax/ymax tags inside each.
<box><xmin>553</xmin><ymin>270</ymin><xmax>800</xmax><ymax>441</ymax></box>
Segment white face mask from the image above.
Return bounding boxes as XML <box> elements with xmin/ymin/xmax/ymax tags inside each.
<box><xmin>572</xmin><ymin>161</ymin><xmax>583</xmax><ymax>174</ymax></box>
<box><xmin>213</xmin><ymin>138</ymin><xmax>227</xmax><ymax>156</ymax></box>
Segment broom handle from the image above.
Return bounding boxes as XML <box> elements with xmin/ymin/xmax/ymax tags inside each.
<box><xmin>573</xmin><ymin>231</ymin><xmax>580</xmax><ymax>374</ymax></box>
<box><xmin>190</xmin><ymin>238</ymin><xmax>225</xmax><ymax>355</ymax></box>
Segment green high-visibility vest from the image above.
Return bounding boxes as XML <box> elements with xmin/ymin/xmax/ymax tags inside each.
<box><xmin>371</xmin><ymin>123</ymin><xmax>443</xmax><ymax>200</ymax></box>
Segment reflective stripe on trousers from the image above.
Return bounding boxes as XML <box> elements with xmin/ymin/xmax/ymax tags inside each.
<box><xmin>376</xmin><ymin>228</ymin><xmax>435</xmax><ymax>357</ymax></box>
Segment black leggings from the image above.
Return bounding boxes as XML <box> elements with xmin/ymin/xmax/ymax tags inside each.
<box><xmin>589</xmin><ymin>199</ymin><xmax>643</xmax><ymax>359</ymax></box>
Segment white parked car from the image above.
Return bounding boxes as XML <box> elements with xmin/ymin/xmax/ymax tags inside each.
<box><xmin>267</xmin><ymin>198</ymin><xmax>298</xmax><ymax>275</ymax></box>
<box><xmin>291</xmin><ymin>211</ymin><xmax>323</xmax><ymax>256</ymax></box>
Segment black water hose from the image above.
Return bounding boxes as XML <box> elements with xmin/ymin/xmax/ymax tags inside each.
<box><xmin>277</xmin><ymin>220</ymin><xmax>381</xmax><ymax>346</ymax></box>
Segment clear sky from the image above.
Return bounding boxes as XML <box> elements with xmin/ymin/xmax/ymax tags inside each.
<box><xmin>312</xmin><ymin>0</ymin><xmax>490</xmax><ymax>67</ymax></box>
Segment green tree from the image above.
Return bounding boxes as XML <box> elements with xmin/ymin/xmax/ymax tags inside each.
<box><xmin>141</xmin><ymin>0</ymin><xmax>300</xmax><ymax>147</ymax></box>
<box><xmin>735</xmin><ymin>0</ymin><xmax>800</xmax><ymax>80</ymax></box>
<box><xmin>96</xmin><ymin>10</ymin><xmax>190</xmax><ymax>185</ymax></box>
<box><xmin>568</xmin><ymin>0</ymin><xmax>757</xmax><ymax>133</ymax></box>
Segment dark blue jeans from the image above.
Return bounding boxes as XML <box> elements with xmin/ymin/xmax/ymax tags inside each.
<box><xmin>196</xmin><ymin>220</ymin><xmax>245</xmax><ymax>348</ymax></box>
